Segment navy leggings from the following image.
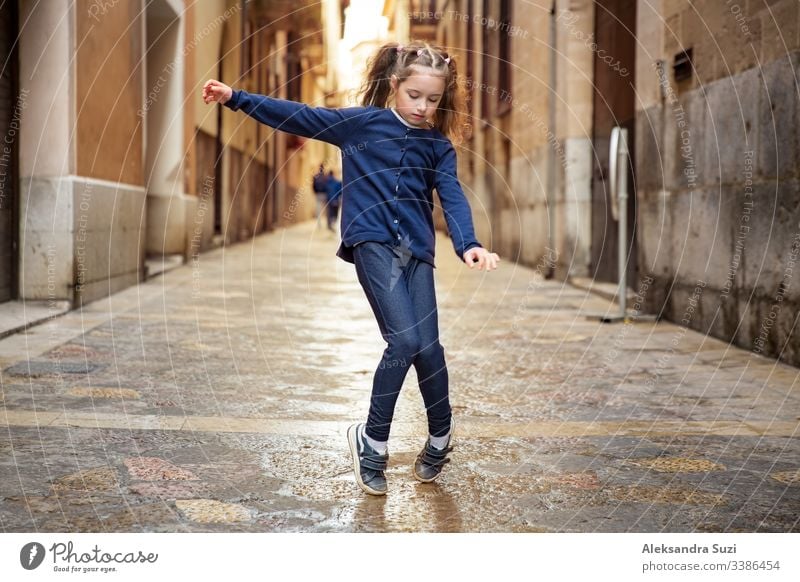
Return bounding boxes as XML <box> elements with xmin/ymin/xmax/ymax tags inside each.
<box><xmin>353</xmin><ymin>242</ymin><xmax>452</xmax><ymax>442</ymax></box>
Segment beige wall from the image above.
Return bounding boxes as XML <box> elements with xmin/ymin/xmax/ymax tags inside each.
<box><xmin>551</xmin><ymin>0</ymin><xmax>595</xmax><ymax>278</ymax></box>
<box><xmin>15</xmin><ymin>0</ymin><xmax>346</xmax><ymax>304</ymax></box>
<box><xmin>144</xmin><ymin>0</ymin><xmax>188</xmax><ymax>256</ymax></box>
<box><xmin>19</xmin><ymin>0</ymin><xmax>74</xmax><ymax>178</ymax></box>
<box><xmin>76</xmin><ymin>0</ymin><xmax>144</xmax><ymax>186</ymax></box>
<box><xmin>635</xmin><ymin>0</ymin><xmax>663</xmax><ymax>113</ymax></box>
<box><xmin>443</xmin><ymin>0</ymin><xmax>558</xmax><ymax>269</ymax></box>
<box><xmin>19</xmin><ymin>0</ymin><xmax>146</xmax><ymax>305</ymax></box>
<box><xmin>508</xmin><ymin>1</ymin><xmax>551</xmax><ymax>267</ymax></box>
<box><xmin>194</xmin><ymin>0</ymin><xmax>228</xmax><ymax>139</ymax></box>
<box><xmin>183</xmin><ymin>2</ymin><xmax>196</xmax><ymax>197</ymax></box>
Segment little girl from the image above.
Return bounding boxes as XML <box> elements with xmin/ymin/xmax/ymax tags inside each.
<box><xmin>203</xmin><ymin>40</ymin><xmax>499</xmax><ymax>496</ymax></box>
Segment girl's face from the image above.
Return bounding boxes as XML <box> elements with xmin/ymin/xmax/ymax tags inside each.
<box><xmin>390</xmin><ymin>67</ymin><xmax>446</xmax><ymax>128</ymax></box>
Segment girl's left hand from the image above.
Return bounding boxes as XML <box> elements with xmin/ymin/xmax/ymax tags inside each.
<box><xmin>463</xmin><ymin>247</ymin><xmax>500</xmax><ymax>271</ymax></box>
<box><xmin>202</xmin><ymin>79</ymin><xmax>233</xmax><ymax>105</ymax></box>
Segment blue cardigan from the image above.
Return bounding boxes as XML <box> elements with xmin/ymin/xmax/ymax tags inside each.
<box><xmin>224</xmin><ymin>89</ymin><xmax>483</xmax><ymax>266</ymax></box>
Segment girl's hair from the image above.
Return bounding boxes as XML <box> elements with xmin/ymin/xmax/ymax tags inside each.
<box><xmin>358</xmin><ymin>40</ymin><xmax>469</xmax><ymax>145</ymax></box>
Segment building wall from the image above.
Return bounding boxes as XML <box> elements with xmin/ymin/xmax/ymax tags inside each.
<box><xmin>20</xmin><ymin>1</ymin><xmax>147</xmax><ymax>305</ymax></box>
<box><xmin>507</xmin><ymin>0</ymin><xmax>552</xmax><ymax>268</ymax></box>
<box><xmin>190</xmin><ymin>0</ymin><xmax>237</xmax><ymax>253</ymax></box>
<box><xmin>635</xmin><ymin>0</ymin><xmax>800</xmax><ymax>366</ymax></box>
<box><xmin>74</xmin><ymin>0</ymin><xmax>146</xmax><ymax>302</ymax></box>
<box><xmin>19</xmin><ymin>0</ymin><xmax>77</xmax><ymax>302</ymax></box>
<box><xmin>15</xmin><ymin>0</ymin><xmax>330</xmax><ymax>308</ymax></box>
<box><xmin>435</xmin><ymin>0</ymin><xmax>799</xmax><ymax>366</ymax></box>
<box><xmin>436</xmin><ymin>0</ymin><xmax>556</xmax><ymax>271</ymax></box>
<box><xmin>76</xmin><ymin>0</ymin><xmax>144</xmax><ymax>186</ymax></box>
<box><xmin>143</xmin><ymin>0</ymin><xmax>190</xmax><ymax>257</ymax></box>
<box><xmin>0</xmin><ymin>3</ymin><xmax>20</xmax><ymax>303</ymax></box>
<box><xmin>552</xmin><ymin>0</ymin><xmax>596</xmax><ymax>279</ymax></box>
<box><xmin>217</xmin><ymin>8</ymin><xmax>328</xmax><ymax>243</ymax></box>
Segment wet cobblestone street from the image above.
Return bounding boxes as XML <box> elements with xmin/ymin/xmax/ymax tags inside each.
<box><xmin>1</xmin><ymin>222</ymin><xmax>798</xmax><ymax>532</ymax></box>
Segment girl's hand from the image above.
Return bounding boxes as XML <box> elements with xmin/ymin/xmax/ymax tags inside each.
<box><xmin>463</xmin><ymin>247</ymin><xmax>500</xmax><ymax>271</ymax></box>
<box><xmin>202</xmin><ymin>79</ymin><xmax>233</xmax><ymax>105</ymax></box>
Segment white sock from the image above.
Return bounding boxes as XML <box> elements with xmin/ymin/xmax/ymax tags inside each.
<box><xmin>429</xmin><ymin>431</ymin><xmax>450</xmax><ymax>450</ymax></box>
<box><xmin>361</xmin><ymin>426</ymin><xmax>388</xmax><ymax>455</ymax></box>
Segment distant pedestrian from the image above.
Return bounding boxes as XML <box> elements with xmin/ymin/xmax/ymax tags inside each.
<box><xmin>312</xmin><ymin>164</ymin><xmax>328</xmax><ymax>225</ymax></box>
<box><xmin>203</xmin><ymin>39</ymin><xmax>500</xmax><ymax>497</ymax></box>
<box><xmin>325</xmin><ymin>170</ymin><xmax>342</xmax><ymax>232</ymax></box>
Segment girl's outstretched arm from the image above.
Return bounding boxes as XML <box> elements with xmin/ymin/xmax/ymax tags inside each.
<box><xmin>434</xmin><ymin>140</ymin><xmax>499</xmax><ymax>271</ymax></box>
<box><xmin>202</xmin><ymin>79</ymin><xmax>368</xmax><ymax>148</ymax></box>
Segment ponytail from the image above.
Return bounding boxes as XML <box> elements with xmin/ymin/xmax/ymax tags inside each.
<box><xmin>359</xmin><ymin>42</ymin><xmax>404</xmax><ymax>108</ymax></box>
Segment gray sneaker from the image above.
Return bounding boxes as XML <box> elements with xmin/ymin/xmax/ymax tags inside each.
<box><xmin>347</xmin><ymin>423</ymin><xmax>388</xmax><ymax>495</ymax></box>
<box><xmin>413</xmin><ymin>417</ymin><xmax>455</xmax><ymax>483</ymax></box>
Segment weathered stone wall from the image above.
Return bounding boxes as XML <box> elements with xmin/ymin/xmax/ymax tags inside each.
<box><xmin>661</xmin><ymin>0</ymin><xmax>800</xmax><ymax>86</ymax></box>
<box><xmin>636</xmin><ymin>50</ymin><xmax>800</xmax><ymax>366</ymax></box>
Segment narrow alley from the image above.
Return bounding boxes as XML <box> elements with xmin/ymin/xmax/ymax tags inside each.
<box><xmin>1</xmin><ymin>223</ymin><xmax>797</xmax><ymax>532</ymax></box>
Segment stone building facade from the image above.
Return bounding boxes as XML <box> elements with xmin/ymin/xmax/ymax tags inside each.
<box><xmin>2</xmin><ymin>0</ymin><xmax>340</xmax><ymax>311</ymax></box>
<box><xmin>635</xmin><ymin>0</ymin><xmax>800</xmax><ymax>365</ymax></box>
<box><xmin>432</xmin><ymin>0</ymin><xmax>799</xmax><ymax>366</ymax></box>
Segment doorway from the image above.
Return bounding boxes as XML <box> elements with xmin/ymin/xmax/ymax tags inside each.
<box><xmin>0</xmin><ymin>1</ymin><xmax>19</xmax><ymax>303</ymax></box>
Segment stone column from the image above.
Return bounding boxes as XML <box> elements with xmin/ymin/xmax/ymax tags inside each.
<box><xmin>145</xmin><ymin>0</ymin><xmax>190</xmax><ymax>258</ymax></box>
<box><xmin>553</xmin><ymin>0</ymin><xmax>595</xmax><ymax>279</ymax></box>
<box><xmin>18</xmin><ymin>0</ymin><xmax>75</xmax><ymax>302</ymax></box>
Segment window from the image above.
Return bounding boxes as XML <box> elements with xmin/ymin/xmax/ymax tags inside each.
<box><xmin>286</xmin><ymin>31</ymin><xmax>302</xmax><ymax>102</ymax></box>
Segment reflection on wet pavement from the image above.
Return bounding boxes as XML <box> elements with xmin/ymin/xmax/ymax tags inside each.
<box><xmin>0</xmin><ymin>222</ymin><xmax>798</xmax><ymax>532</ymax></box>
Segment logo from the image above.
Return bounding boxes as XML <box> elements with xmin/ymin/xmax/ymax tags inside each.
<box><xmin>20</xmin><ymin>542</ymin><xmax>46</xmax><ymax>570</ymax></box>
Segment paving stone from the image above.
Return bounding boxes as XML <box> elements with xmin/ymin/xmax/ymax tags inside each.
<box><xmin>41</xmin><ymin>503</ymin><xmax>180</xmax><ymax>533</ymax></box>
<box><xmin>124</xmin><ymin>457</ymin><xmax>198</xmax><ymax>481</ymax></box>
<box><xmin>50</xmin><ymin>467</ymin><xmax>120</xmax><ymax>493</ymax></box>
<box><xmin>175</xmin><ymin>499</ymin><xmax>253</xmax><ymax>524</ymax></box>
<box><xmin>128</xmin><ymin>481</ymin><xmax>211</xmax><ymax>499</ymax></box>
<box><xmin>5</xmin><ymin>361</ymin><xmax>104</xmax><ymax>376</ymax></box>
<box><xmin>607</xmin><ymin>485</ymin><xmax>727</xmax><ymax>505</ymax></box>
<box><xmin>46</xmin><ymin>344</ymin><xmax>103</xmax><ymax>360</ymax></box>
<box><xmin>548</xmin><ymin>472</ymin><xmax>602</xmax><ymax>490</ymax></box>
<box><xmin>68</xmin><ymin>387</ymin><xmax>142</xmax><ymax>399</ymax></box>
<box><xmin>626</xmin><ymin>457</ymin><xmax>727</xmax><ymax>472</ymax></box>
<box><xmin>769</xmin><ymin>469</ymin><xmax>800</xmax><ymax>485</ymax></box>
